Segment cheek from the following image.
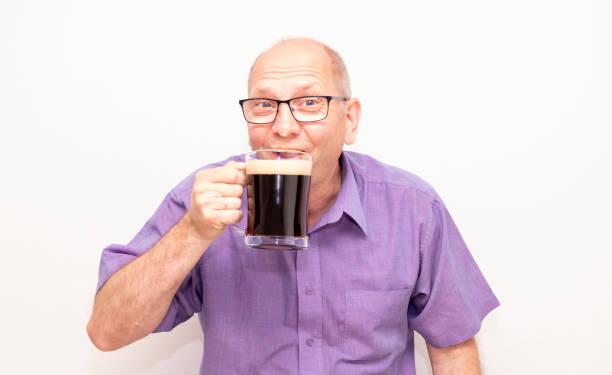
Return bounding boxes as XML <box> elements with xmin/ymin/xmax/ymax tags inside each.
<box><xmin>305</xmin><ymin>124</ymin><xmax>345</xmax><ymax>163</ymax></box>
<box><xmin>322</xmin><ymin>121</ymin><xmax>346</xmax><ymax>150</ymax></box>
<box><xmin>248</xmin><ymin>127</ymin><xmax>267</xmax><ymax>149</ymax></box>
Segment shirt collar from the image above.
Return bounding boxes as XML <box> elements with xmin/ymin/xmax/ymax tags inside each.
<box><xmin>311</xmin><ymin>152</ymin><xmax>368</xmax><ymax>236</ymax></box>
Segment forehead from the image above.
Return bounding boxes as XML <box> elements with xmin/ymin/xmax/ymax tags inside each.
<box><xmin>249</xmin><ymin>43</ymin><xmax>335</xmax><ymax>97</ymax></box>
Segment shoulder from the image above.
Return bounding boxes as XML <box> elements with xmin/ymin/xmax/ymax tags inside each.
<box><xmin>169</xmin><ymin>154</ymin><xmax>245</xmax><ymax>204</ymax></box>
<box><xmin>343</xmin><ymin>151</ymin><xmax>438</xmax><ymax>200</ymax></box>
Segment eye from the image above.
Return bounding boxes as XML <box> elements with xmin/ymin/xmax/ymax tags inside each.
<box><xmin>293</xmin><ymin>97</ymin><xmax>324</xmax><ymax>108</ymax></box>
<box><xmin>249</xmin><ymin>99</ymin><xmax>276</xmax><ymax>111</ymax></box>
<box><xmin>252</xmin><ymin>100</ymin><xmax>274</xmax><ymax>108</ymax></box>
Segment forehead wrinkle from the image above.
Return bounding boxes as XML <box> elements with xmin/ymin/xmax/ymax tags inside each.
<box><xmin>250</xmin><ymin>81</ymin><xmax>324</xmax><ymax>99</ymax></box>
<box><xmin>252</xmin><ymin>64</ymin><xmax>330</xmax><ymax>78</ymax></box>
<box><xmin>252</xmin><ymin>52</ymin><xmax>330</xmax><ymax>73</ymax></box>
<box><xmin>250</xmin><ymin>67</ymin><xmax>333</xmax><ymax>96</ymax></box>
<box><xmin>254</xmin><ymin>71</ymin><xmax>327</xmax><ymax>84</ymax></box>
<box><xmin>250</xmin><ymin>54</ymin><xmax>334</xmax><ymax>87</ymax></box>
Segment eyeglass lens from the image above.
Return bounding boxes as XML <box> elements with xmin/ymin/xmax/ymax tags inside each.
<box><xmin>242</xmin><ymin>97</ymin><xmax>329</xmax><ymax>123</ymax></box>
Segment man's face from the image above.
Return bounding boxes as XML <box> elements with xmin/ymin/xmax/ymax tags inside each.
<box><xmin>246</xmin><ymin>41</ymin><xmax>353</xmax><ymax>187</ymax></box>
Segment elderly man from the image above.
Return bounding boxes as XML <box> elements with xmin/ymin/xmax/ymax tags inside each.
<box><xmin>88</xmin><ymin>38</ymin><xmax>499</xmax><ymax>374</ymax></box>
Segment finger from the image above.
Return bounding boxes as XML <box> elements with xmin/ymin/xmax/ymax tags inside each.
<box><xmin>192</xmin><ymin>191</ymin><xmax>232</xmax><ymax>209</ymax></box>
<box><xmin>226</xmin><ymin>161</ymin><xmax>247</xmax><ymax>181</ymax></box>
<box><xmin>208</xmin><ymin>166</ymin><xmax>246</xmax><ymax>185</ymax></box>
<box><xmin>225</xmin><ymin>160</ymin><xmax>246</xmax><ymax>171</ymax></box>
<box><xmin>193</xmin><ymin>180</ymin><xmax>243</xmax><ymax>197</ymax></box>
<box><xmin>211</xmin><ymin>196</ymin><xmax>242</xmax><ymax>211</ymax></box>
<box><xmin>213</xmin><ymin>209</ymin><xmax>243</xmax><ymax>226</ymax></box>
<box><xmin>205</xmin><ymin>183</ymin><xmax>244</xmax><ymax>198</ymax></box>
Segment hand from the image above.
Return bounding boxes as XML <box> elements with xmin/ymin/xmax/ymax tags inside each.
<box><xmin>187</xmin><ymin>161</ymin><xmax>246</xmax><ymax>241</ymax></box>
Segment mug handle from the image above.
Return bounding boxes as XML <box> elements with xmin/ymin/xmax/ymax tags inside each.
<box><xmin>230</xmin><ymin>154</ymin><xmax>248</xmax><ymax>234</ymax></box>
<box><xmin>231</xmin><ymin>182</ymin><xmax>248</xmax><ymax>235</ymax></box>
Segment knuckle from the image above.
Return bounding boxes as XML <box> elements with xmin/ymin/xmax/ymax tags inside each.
<box><xmin>201</xmin><ymin>180</ymin><xmax>213</xmax><ymax>191</ymax></box>
<box><xmin>210</xmin><ymin>167</ymin><xmax>229</xmax><ymax>183</ymax></box>
<box><xmin>194</xmin><ymin>181</ymin><xmax>215</xmax><ymax>195</ymax></box>
<box><xmin>201</xmin><ymin>208</ymin><xmax>217</xmax><ymax>222</ymax></box>
<box><xmin>194</xmin><ymin>192</ymin><xmax>209</xmax><ymax>203</ymax></box>
<box><xmin>195</xmin><ymin>169</ymin><xmax>210</xmax><ymax>180</ymax></box>
<box><xmin>194</xmin><ymin>197</ymin><xmax>206</xmax><ymax>208</ymax></box>
<box><xmin>194</xmin><ymin>177</ymin><xmax>213</xmax><ymax>192</ymax></box>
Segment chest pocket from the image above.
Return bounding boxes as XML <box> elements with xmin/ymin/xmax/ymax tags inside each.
<box><xmin>343</xmin><ymin>289</ymin><xmax>411</xmax><ymax>361</ymax></box>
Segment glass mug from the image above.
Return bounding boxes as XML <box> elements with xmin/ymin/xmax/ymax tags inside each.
<box><xmin>240</xmin><ymin>149</ymin><xmax>312</xmax><ymax>250</ymax></box>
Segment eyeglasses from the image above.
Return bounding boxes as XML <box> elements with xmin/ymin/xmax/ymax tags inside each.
<box><xmin>239</xmin><ymin>96</ymin><xmax>349</xmax><ymax>124</ymax></box>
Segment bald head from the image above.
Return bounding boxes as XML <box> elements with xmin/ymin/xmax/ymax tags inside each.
<box><xmin>248</xmin><ymin>38</ymin><xmax>351</xmax><ymax>98</ymax></box>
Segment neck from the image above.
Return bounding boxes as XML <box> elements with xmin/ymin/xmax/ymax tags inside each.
<box><xmin>307</xmin><ymin>160</ymin><xmax>343</xmax><ymax>229</ymax></box>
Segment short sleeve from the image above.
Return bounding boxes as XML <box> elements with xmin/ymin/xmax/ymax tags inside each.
<box><xmin>95</xmin><ymin>187</ymin><xmax>204</xmax><ymax>333</ymax></box>
<box><xmin>407</xmin><ymin>195</ymin><xmax>499</xmax><ymax>348</ymax></box>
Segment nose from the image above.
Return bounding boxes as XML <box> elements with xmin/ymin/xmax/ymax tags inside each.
<box><xmin>271</xmin><ymin>102</ymin><xmax>300</xmax><ymax>137</ymax></box>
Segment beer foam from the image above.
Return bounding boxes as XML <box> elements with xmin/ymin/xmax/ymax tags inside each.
<box><xmin>246</xmin><ymin>159</ymin><xmax>312</xmax><ymax>175</ymax></box>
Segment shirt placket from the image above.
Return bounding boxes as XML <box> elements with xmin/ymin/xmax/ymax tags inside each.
<box><xmin>296</xmin><ymin>233</ymin><xmax>324</xmax><ymax>375</ymax></box>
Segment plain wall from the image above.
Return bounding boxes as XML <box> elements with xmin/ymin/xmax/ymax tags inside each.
<box><xmin>1</xmin><ymin>0</ymin><xmax>610</xmax><ymax>373</ymax></box>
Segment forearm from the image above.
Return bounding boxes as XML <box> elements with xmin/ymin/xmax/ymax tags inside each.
<box><xmin>427</xmin><ymin>338</ymin><xmax>482</xmax><ymax>375</ymax></box>
<box><xmin>87</xmin><ymin>215</ymin><xmax>211</xmax><ymax>351</ymax></box>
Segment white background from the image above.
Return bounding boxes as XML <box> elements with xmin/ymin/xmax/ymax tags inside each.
<box><xmin>1</xmin><ymin>0</ymin><xmax>611</xmax><ymax>374</ymax></box>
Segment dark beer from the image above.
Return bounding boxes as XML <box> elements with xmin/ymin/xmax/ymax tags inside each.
<box><xmin>246</xmin><ymin>159</ymin><xmax>311</xmax><ymax>238</ymax></box>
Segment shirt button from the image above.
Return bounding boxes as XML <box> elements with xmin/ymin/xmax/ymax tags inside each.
<box><xmin>306</xmin><ymin>338</ymin><xmax>315</xmax><ymax>346</ymax></box>
<box><xmin>305</xmin><ymin>288</ymin><xmax>314</xmax><ymax>295</ymax></box>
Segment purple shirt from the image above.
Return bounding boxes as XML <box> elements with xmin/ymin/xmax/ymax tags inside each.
<box><xmin>97</xmin><ymin>151</ymin><xmax>499</xmax><ymax>375</ymax></box>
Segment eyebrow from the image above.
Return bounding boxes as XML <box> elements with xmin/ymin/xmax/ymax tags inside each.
<box><xmin>249</xmin><ymin>87</ymin><xmax>276</xmax><ymax>97</ymax></box>
<box><xmin>250</xmin><ymin>83</ymin><xmax>321</xmax><ymax>98</ymax></box>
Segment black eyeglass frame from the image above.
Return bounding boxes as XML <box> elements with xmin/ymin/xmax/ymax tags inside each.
<box><xmin>238</xmin><ymin>95</ymin><xmax>349</xmax><ymax>124</ymax></box>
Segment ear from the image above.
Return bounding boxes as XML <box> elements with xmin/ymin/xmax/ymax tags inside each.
<box><xmin>344</xmin><ymin>98</ymin><xmax>361</xmax><ymax>145</ymax></box>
